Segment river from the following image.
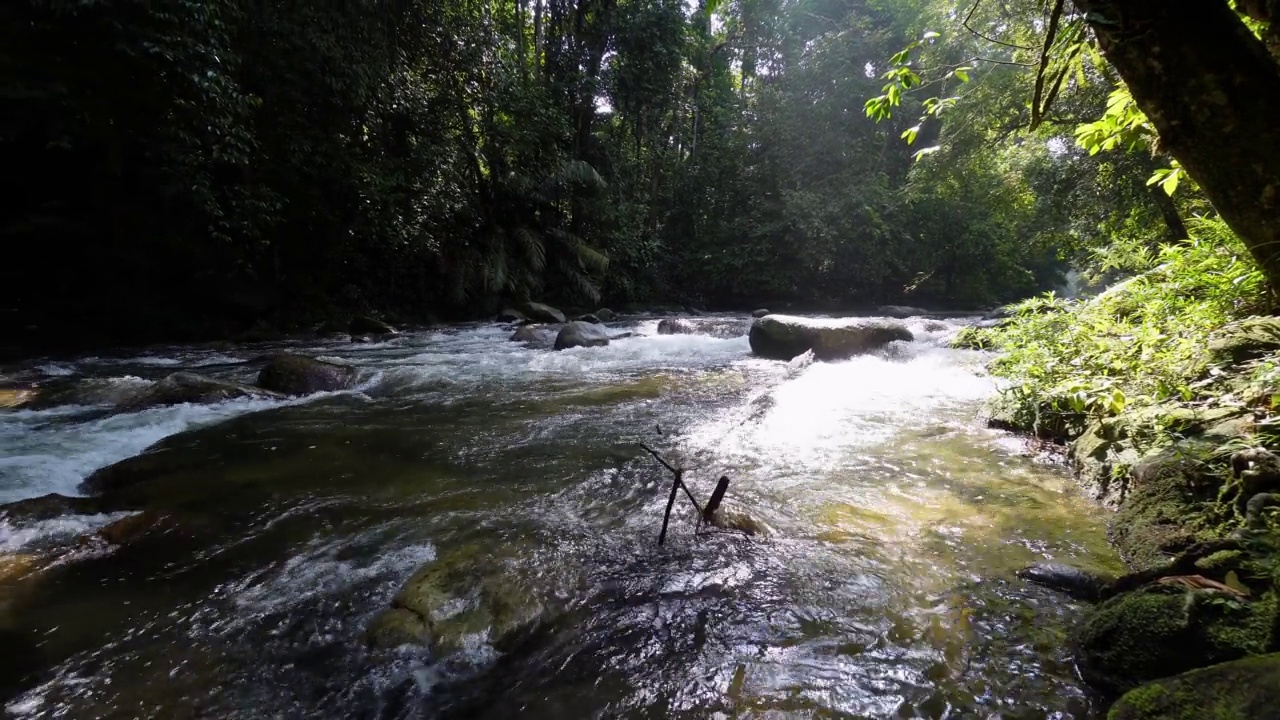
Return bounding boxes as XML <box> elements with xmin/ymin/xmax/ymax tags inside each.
<box><xmin>0</xmin><ymin>314</ymin><xmax>1123</xmax><ymax>719</ymax></box>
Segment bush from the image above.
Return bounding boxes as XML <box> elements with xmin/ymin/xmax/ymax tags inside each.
<box><xmin>984</xmin><ymin>217</ymin><xmax>1269</xmax><ymax>439</ymax></box>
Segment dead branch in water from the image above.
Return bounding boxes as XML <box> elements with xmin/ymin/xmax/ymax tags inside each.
<box><xmin>640</xmin><ymin>442</ymin><xmax>724</xmax><ymax>545</ymax></box>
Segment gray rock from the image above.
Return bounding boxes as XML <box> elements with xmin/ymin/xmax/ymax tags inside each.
<box><xmin>575</xmin><ymin>313</ymin><xmax>602</xmax><ymax>324</ymax></box>
<box><xmin>522</xmin><ymin>302</ymin><xmax>567</xmax><ymax>324</ymax></box>
<box><xmin>554</xmin><ymin>321</ymin><xmax>611</xmax><ymax>350</ymax></box>
<box><xmin>752</xmin><ymin>309</ymin><xmax>771</xmax><ymax>318</ymax></box>
<box><xmin>496</xmin><ymin>308</ymin><xmax>526</xmax><ymax>323</ymax></box>
<box><xmin>748</xmin><ymin>315</ymin><xmax>913</xmax><ymax>361</ymax></box>
<box><xmin>595</xmin><ymin>308</ymin><xmax>617</xmax><ymax>321</ymax></box>
<box><xmin>510</xmin><ymin>325</ymin><xmax>557</xmax><ymax>346</ymax></box>
<box><xmin>256</xmin><ymin>354</ymin><xmax>358</xmax><ymax>395</ymax></box>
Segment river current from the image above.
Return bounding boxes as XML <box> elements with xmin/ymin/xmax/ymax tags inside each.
<box><xmin>0</xmin><ymin>314</ymin><xmax>1123</xmax><ymax>719</ymax></box>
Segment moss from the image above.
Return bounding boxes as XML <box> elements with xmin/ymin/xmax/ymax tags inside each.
<box><xmin>1076</xmin><ymin>586</ymin><xmax>1277</xmax><ymax>697</ymax></box>
<box><xmin>1112</xmin><ymin>443</ymin><xmax>1220</xmax><ymax>568</ymax></box>
<box><xmin>1196</xmin><ymin>550</ymin><xmax>1247</xmax><ymax>574</ymax></box>
<box><xmin>1108</xmin><ymin>652</ymin><xmax>1280</xmax><ymax>720</ymax></box>
<box><xmin>366</xmin><ymin>607</ymin><xmax>432</xmax><ymax>648</ymax></box>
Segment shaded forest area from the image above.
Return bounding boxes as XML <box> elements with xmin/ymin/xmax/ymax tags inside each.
<box><xmin>0</xmin><ymin>0</ymin><xmax>1184</xmax><ymax>350</ymax></box>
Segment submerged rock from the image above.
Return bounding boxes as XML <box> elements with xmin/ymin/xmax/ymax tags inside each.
<box><xmin>1108</xmin><ymin>652</ymin><xmax>1280</xmax><ymax>720</ymax></box>
<box><xmin>0</xmin><ymin>387</ymin><xmax>37</xmax><ymax>409</ymax></box>
<box><xmin>1074</xmin><ymin>585</ymin><xmax>1277</xmax><ymax>697</ymax></box>
<box><xmin>877</xmin><ymin>305</ymin><xmax>929</xmax><ymax>318</ymax></box>
<box><xmin>657</xmin><ymin>319</ymin><xmax>692</xmax><ymax>335</ymax></box>
<box><xmin>510</xmin><ymin>325</ymin><xmax>556</xmax><ymax>346</ymax></box>
<box><xmin>123</xmin><ymin>372</ymin><xmax>283</xmax><ymax>410</ymax></box>
<box><xmin>350</xmin><ymin>315</ymin><xmax>397</xmax><ymax>336</ymax></box>
<box><xmin>554</xmin><ymin>321</ymin><xmax>610</xmax><ymax>350</ymax></box>
<box><xmin>657</xmin><ymin>318</ymin><xmax>750</xmax><ymax>339</ymax></box>
<box><xmin>1016</xmin><ymin>562</ymin><xmax>1113</xmax><ymax>601</ymax></box>
<box><xmin>367</xmin><ymin>550</ymin><xmax>545</xmax><ymax>652</ymax></box>
<box><xmin>707</xmin><ymin>506</ymin><xmax>772</xmax><ymax>537</ymax></box>
<box><xmin>256</xmin><ymin>354</ymin><xmax>358</xmax><ymax>396</ymax></box>
<box><xmin>748</xmin><ymin>315</ymin><xmax>913</xmax><ymax>361</ymax></box>
<box><xmin>0</xmin><ymin>493</ymin><xmax>104</xmax><ymax>524</ymax></box>
<box><xmin>522</xmin><ymin>302</ymin><xmax>567</xmax><ymax>324</ymax></box>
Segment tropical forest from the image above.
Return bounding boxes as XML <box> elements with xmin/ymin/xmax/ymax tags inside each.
<box><xmin>1</xmin><ymin>0</ymin><xmax>1279</xmax><ymax>718</ymax></box>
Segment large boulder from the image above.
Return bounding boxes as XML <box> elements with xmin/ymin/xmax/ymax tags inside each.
<box><xmin>123</xmin><ymin>372</ymin><xmax>283</xmax><ymax>410</ymax></box>
<box><xmin>522</xmin><ymin>302</ymin><xmax>567</xmax><ymax>324</ymax></box>
<box><xmin>554</xmin><ymin>321</ymin><xmax>610</xmax><ymax>350</ymax></box>
<box><xmin>594</xmin><ymin>308</ymin><xmax>617</xmax><ymax>322</ymax></box>
<box><xmin>1074</xmin><ymin>585</ymin><xmax>1277</xmax><ymax>697</ymax></box>
<box><xmin>256</xmin><ymin>354</ymin><xmax>358</xmax><ymax>396</ymax></box>
<box><xmin>748</xmin><ymin>315</ymin><xmax>913</xmax><ymax>361</ymax></box>
<box><xmin>1207</xmin><ymin>317</ymin><xmax>1280</xmax><ymax>364</ymax></box>
<box><xmin>1108</xmin><ymin>653</ymin><xmax>1280</xmax><ymax>720</ymax></box>
<box><xmin>350</xmin><ymin>315</ymin><xmax>396</xmax><ymax>336</ymax></box>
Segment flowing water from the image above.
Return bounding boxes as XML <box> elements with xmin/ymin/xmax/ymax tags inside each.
<box><xmin>0</xmin><ymin>315</ymin><xmax>1124</xmax><ymax>719</ymax></box>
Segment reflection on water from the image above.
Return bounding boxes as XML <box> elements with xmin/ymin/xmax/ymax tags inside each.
<box><xmin>0</xmin><ymin>315</ymin><xmax>1121</xmax><ymax>718</ymax></box>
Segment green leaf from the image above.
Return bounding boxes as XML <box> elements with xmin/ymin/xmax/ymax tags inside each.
<box><xmin>952</xmin><ymin>67</ymin><xmax>971</xmax><ymax>83</ymax></box>
<box><xmin>902</xmin><ymin>125</ymin><xmax>920</xmax><ymax>145</ymax></box>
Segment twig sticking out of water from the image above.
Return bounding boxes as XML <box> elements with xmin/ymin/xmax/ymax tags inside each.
<box><xmin>639</xmin><ymin>442</ymin><xmax>708</xmax><ymax>545</ymax></box>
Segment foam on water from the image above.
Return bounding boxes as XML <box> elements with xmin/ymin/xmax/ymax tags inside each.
<box><xmin>0</xmin><ymin>396</ymin><xmax>298</xmax><ymax>503</ymax></box>
<box><xmin>684</xmin><ymin>347</ymin><xmax>994</xmax><ymax>472</ymax></box>
<box><xmin>0</xmin><ymin>511</ymin><xmax>137</xmax><ymax>553</ymax></box>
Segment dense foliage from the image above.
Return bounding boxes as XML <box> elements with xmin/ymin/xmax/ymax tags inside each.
<box><xmin>0</xmin><ymin>0</ymin><xmax>1185</xmax><ymax>350</ymax></box>
<box><xmin>967</xmin><ymin>217</ymin><xmax>1270</xmax><ymax>439</ymax></box>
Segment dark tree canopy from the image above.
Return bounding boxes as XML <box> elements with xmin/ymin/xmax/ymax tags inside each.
<box><xmin>0</xmin><ymin>0</ymin><xmax>1257</xmax><ymax>352</ymax></box>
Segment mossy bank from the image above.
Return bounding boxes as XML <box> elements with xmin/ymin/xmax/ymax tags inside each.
<box><xmin>966</xmin><ymin>231</ymin><xmax>1280</xmax><ymax>719</ymax></box>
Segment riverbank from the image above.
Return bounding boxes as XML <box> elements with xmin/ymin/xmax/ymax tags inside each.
<box><xmin>966</xmin><ymin>238</ymin><xmax>1280</xmax><ymax>718</ymax></box>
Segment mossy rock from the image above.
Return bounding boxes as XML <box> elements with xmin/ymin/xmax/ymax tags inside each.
<box><xmin>366</xmin><ymin>607</ymin><xmax>432</xmax><ymax>648</ymax></box>
<box><xmin>1112</xmin><ymin>442</ymin><xmax>1219</xmax><ymax>568</ymax></box>
<box><xmin>1207</xmin><ymin>317</ymin><xmax>1280</xmax><ymax>365</ymax></box>
<box><xmin>1108</xmin><ymin>652</ymin><xmax>1280</xmax><ymax>720</ymax></box>
<box><xmin>1075</xmin><ymin>586</ymin><xmax>1277</xmax><ymax>697</ymax></box>
<box><xmin>1070</xmin><ymin>420</ymin><xmax>1142</xmax><ymax>507</ymax></box>
<box><xmin>368</xmin><ymin>547</ymin><xmax>545</xmax><ymax>652</ymax></box>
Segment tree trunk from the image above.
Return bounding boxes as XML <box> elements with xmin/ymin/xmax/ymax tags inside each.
<box><xmin>1076</xmin><ymin>0</ymin><xmax>1280</xmax><ymax>287</ymax></box>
